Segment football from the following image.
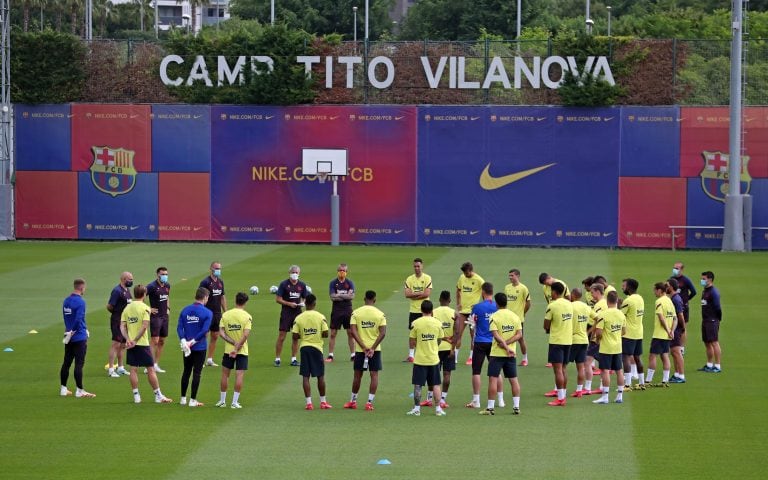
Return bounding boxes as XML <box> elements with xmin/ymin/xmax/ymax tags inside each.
<box><xmin>306</xmin><ymin>285</ymin><xmax>313</xmax><ymax>294</ymax></box>
<box><xmin>249</xmin><ymin>286</ymin><xmax>259</xmax><ymax>295</ymax></box>
<box><xmin>269</xmin><ymin>285</ymin><xmax>278</xmax><ymax>294</ymax></box>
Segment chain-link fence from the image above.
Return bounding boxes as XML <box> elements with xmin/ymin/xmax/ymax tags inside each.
<box><xmin>65</xmin><ymin>38</ymin><xmax>768</xmax><ymax>105</ymax></box>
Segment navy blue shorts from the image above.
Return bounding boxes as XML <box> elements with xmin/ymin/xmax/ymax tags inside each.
<box><xmin>408</xmin><ymin>312</ymin><xmax>421</xmax><ymax>329</ymax></box>
<box><xmin>330</xmin><ymin>310</ymin><xmax>352</xmax><ymax>330</ymax></box>
<box><xmin>471</xmin><ymin>342</ymin><xmax>492</xmax><ymax>375</ymax></box>
<box><xmin>353</xmin><ymin>351</ymin><xmax>382</xmax><ymax>371</ymax></box>
<box><xmin>702</xmin><ymin>320</ymin><xmax>720</xmax><ymax>343</ymax></box>
<box><xmin>126</xmin><ymin>345</ymin><xmax>153</xmax><ymax>367</ymax></box>
<box><xmin>438</xmin><ymin>350</ymin><xmax>456</xmax><ymax>372</ymax></box>
<box><xmin>412</xmin><ymin>364</ymin><xmax>441</xmax><ymax>387</ymax></box>
<box><xmin>598</xmin><ymin>353</ymin><xmax>623</xmax><ymax>371</ymax></box>
<box><xmin>299</xmin><ymin>346</ymin><xmax>324</xmax><ymax>377</ymax></box>
<box><xmin>222</xmin><ymin>354</ymin><xmax>249</xmax><ymax>370</ymax></box>
<box><xmin>280</xmin><ymin>308</ymin><xmax>301</xmax><ymax>332</ymax></box>
<box><xmin>587</xmin><ymin>341</ymin><xmax>600</xmax><ymax>358</ymax></box>
<box><xmin>150</xmin><ymin>315</ymin><xmax>169</xmax><ymax>338</ymax></box>
<box><xmin>487</xmin><ymin>356</ymin><xmax>518</xmax><ymax>378</ymax></box>
<box><xmin>622</xmin><ymin>338</ymin><xmax>643</xmax><ymax>356</ymax></box>
<box><xmin>110</xmin><ymin>319</ymin><xmax>125</xmax><ymax>343</ymax></box>
<box><xmin>569</xmin><ymin>344</ymin><xmax>587</xmax><ymax>363</ymax></box>
<box><xmin>650</xmin><ymin>338</ymin><xmax>671</xmax><ymax>355</ymax></box>
<box><xmin>548</xmin><ymin>344</ymin><xmax>571</xmax><ymax>364</ymax></box>
<box><xmin>209</xmin><ymin>312</ymin><xmax>222</xmax><ymax>332</ymax></box>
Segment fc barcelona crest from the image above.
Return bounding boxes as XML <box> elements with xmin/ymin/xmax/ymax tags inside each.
<box><xmin>90</xmin><ymin>146</ymin><xmax>137</xmax><ymax>197</ymax></box>
<box><xmin>699</xmin><ymin>151</ymin><xmax>751</xmax><ymax>203</ymax></box>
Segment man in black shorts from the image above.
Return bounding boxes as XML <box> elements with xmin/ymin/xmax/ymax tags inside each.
<box><xmin>200</xmin><ymin>261</ymin><xmax>227</xmax><ymax>367</ymax></box>
<box><xmin>106</xmin><ymin>271</ymin><xmax>132</xmax><ymax>378</ymax></box>
<box><xmin>327</xmin><ymin>263</ymin><xmax>356</xmax><ymax>362</ymax></box>
<box><xmin>147</xmin><ymin>266</ymin><xmax>171</xmax><ymax>373</ymax></box>
<box><xmin>275</xmin><ymin>264</ymin><xmax>308</xmax><ymax>367</ymax></box>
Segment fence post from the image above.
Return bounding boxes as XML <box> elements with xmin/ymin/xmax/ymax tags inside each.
<box><xmin>484</xmin><ymin>38</ymin><xmax>490</xmax><ymax>104</ymax></box>
<box><xmin>672</xmin><ymin>38</ymin><xmax>677</xmax><ymax>100</ymax></box>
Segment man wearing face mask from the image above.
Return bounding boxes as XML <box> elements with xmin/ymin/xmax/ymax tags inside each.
<box><xmin>327</xmin><ymin>263</ymin><xmax>355</xmax><ymax>362</ymax></box>
<box><xmin>275</xmin><ymin>265</ymin><xmax>308</xmax><ymax>367</ymax></box>
<box><xmin>698</xmin><ymin>271</ymin><xmax>722</xmax><ymax>373</ymax></box>
<box><xmin>147</xmin><ymin>266</ymin><xmax>171</xmax><ymax>373</ymax></box>
<box><xmin>200</xmin><ymin>261</ymin><xmax>227</xmax><ymax>367</ymax></box>
<box><xmin>671</xmin><ymin>262</ymin><xmax>696</xmax><ymax>351</ymax></box>
<box><xmin>106</xmin><ymin>271</ymin><xmax>133</xmax><ymax>378</ymax></box>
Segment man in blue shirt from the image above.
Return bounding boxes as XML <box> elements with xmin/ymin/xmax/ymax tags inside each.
<box><xmin>147</xmin><ymin>266</ymin><xmax>171</xmax><ymax>373</ymax></box>
<box><xmin>200</xmin><ymin>262</ymin><xmax>227</xmax><ymax>367</ymax></box>
<box><xmin>327</xmin><ymin>263</ymin><xmax>355</xmax><ymax>362</ymax></box>
<box><xmin>60</xmin><ymin>279</ymin><xmax>95</xmax><ymax>398</ymax></box>
<box><xmin>274</xmin><ymin>265</ymin><xmax>308</xmax><ymax>367</ymax></box>
<box><xmin>465</xmin><ymin>282</ymin><xmax>503</xmax><ymax>409</ymax></box>
<box><xmin>177</xmin><ymin>287</ymin><xmax>213</xmax><ymax>407</ymax></box>
<box><xmin>698</xmin><ymin>271</ymin><xmax>723</xmax><ymax>373</ymax></box>
<box><xmin>106</xmin><ymin>271</ymin><xmax>132</xmax><ymax>378</ymax></box>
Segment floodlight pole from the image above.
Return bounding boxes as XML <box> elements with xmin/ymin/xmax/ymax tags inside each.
<box><xmin>331</xmin><ymin>178</ymin><xmax>340</xmax><ymax>246</ymax></box>
<box><xmin>722</xmin><ymin>0</ymin><xmax>745</xmax><ymax>252</ymax></box>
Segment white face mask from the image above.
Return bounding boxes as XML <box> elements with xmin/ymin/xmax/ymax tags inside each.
<box><xmin>289</xmin><ymin>273</ymin><xmax>299</xmax><ymax>281</ymax></box>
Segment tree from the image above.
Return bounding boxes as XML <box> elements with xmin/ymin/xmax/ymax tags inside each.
<box><xmin>229</xmin><ymin>0</ymin><xmax>393</xmax><ymax>39</ymax></box>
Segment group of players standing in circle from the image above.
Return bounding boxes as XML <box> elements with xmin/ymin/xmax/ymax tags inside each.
<box><xmin>59</xmin><ymin>258</ymin><xmax>724</xmax><ymax>415</ymax></box>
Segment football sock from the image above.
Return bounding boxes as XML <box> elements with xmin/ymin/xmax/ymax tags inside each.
<box><xmin>714</xmin><ymin>363</ymin><xmax>721</xmax><ymax>369</ymax></box>
<box><xmin>706</xmin><ymin>362</ymin><xmax>714</xmax><ymax>368</ymax></box>
<box><xmin>305</xmin><ymin>397</ymin><xmax>312</xmax><ymax>405</ymax></box>
<box><xmin>454</xmin><ymin>349</ymin><xmax>460</xmax><ymax>360</ymax></box>
<box><xmin>646</xmin><ymin>369</ymin><xmax>655</xmax><ymax>383</ymax></box>
<box><xmin>368</xmin><ymin>394</ymin><xmax>375</xmax><ymax>403</ymax></box>
<box><xmin>662</xmin><ymin>370</ymin><xmax>670</xmax><ymax>382</ymax></box>
<box><xmin>576</xmin><ymin>384</ymin><xmax>583</xmax><ymax>392</ymax></box>
<box><xmin>557</xmin><ymin>389</ymin><xmax>566</xmax><ymax>401</ymax></box>
<box><xmin>513</xmin><ymin>396</ymin><xmax>520</xmax><ymax>408</ymax></box>
<box><xmin>132</xmin><ymin>388</ymin><xmax>140</xmax><ymax>395</ymax></box>
<box><xmin>408</xmin><ymin>349</ymin><xmax>415</xmax><ymax>358</ymax></box>
<box><xmin>497</xmin><ymin>392</ymin><xmax>504</xmax><ymax>403</ymax></box>
<box><xmin>351</xmin><ymin>393</ymin><xmax>358</xmax><ymax>402</ymax></box>
<box><xmin>291</xmin><ymin>356</ymin><xmax>297</xmax><ymax>363</ymax></box>
<box><xmin>219</xmin><ymin>391</ymin><xmax>226</xmax><ymax>403</ymax></box>
<box><xmin>472</xmin><ymin>394</ymin><xmax>480</xmax><ymax>404</ymax></box>
<box><xmin>522</xmin><ymin>354</ymin><xmax>528</xmax><ymax>362</ymax></box>
<box><xmin>585</xmin><ymin>380</ymin><xmax>592</xmax><ymax>391</ymax></box>
<box><xmin>232</xmin><ymin>392</ymin><xmax>240</xmax><ymax>404</ymax></box>
<box><xmin>487</xmin><ymin>400</ymin><xmax>495</xmax><ymax>409</ymax></box>
<box><xmin>441</xmin><ymin>392</ymin><xmax>448</xmax><ymax>400</ymax></box>
<box><xmin>320</xmin><ymin>396</ymin><xmax>327</xmax><ymax>403</ymax></box>
<box><xmin>426</xmin><ymin>392</ymin><xmax>433</xmax><ymax>401</ymax></box>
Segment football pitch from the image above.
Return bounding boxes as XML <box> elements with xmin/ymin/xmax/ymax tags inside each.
<box><xmin>0</xmin><ymin>241</ymin><xmax>764</xmax><ymax>479</ymax></box>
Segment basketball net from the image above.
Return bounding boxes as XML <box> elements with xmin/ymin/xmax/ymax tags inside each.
<box><xmin>318</xmin><ymin>173</ymin><xmax>328</xmax><ymax>184</ymax></box>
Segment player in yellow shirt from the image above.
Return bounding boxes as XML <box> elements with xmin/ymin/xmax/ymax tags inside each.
<box><xmin>407</xmin><ymin>301</ymin><xmax>448</xmax><ymax>416</ymax></box>
<box><xmin>120</xmin><ymin>285</ymin><xmax>172</xmax><ymax>404</ymax></box>
<box><xmin>583</xmin><ymin>283</ymin><xmax>607</xmax><ymax>394</ymax></box>
<box><xmin>592</xmin><ymin>291</ymin><xmax>626</xmax><ymax>404</ymax></box>
<box><xmin>456</xmin><ymin>262</ymin><xmax>485</xmax><ymax>365</ymax></box>
<box><xmin>538</xmin><ymin>272</ymin><xmax>570</xmax><ymax>305</ymax></box>
<box><xmin>543</xmin><ymin>282</ymin><xmax>573</xmax><ymax>407</ymax></box>
<box><xmin>403</xmin><ymin>257</ymin><xmax>432</xmax><ymax>362</ymax></box>
<box><xmin>581</xmin><ymin>276</ymin><xmax>596</xmax><ymax>306</ymax></box>
<box><xmin>505</xmin><ymin>269</ymin><xmax>531</xmax><ymax>366</ymax></box>
<box><xmin>620</xmin><ymin>278</ymin><xmax>646</xmax><ymax>391</ymax></box>
<box><xmin>480</xmin><ymin>293</ymin><xmax>523</xmax><ymax>415</ymax></box>
<box><xmin>645</xmin><ymin>282</ymin><xmax>676</xmax><ymax>386</ymax></box>
<box><xmin>345</xmin><ymin>291</ymin><xmax>387</xmax><ymax>411</ymax></box>
<box><xmin>291</xmin><ymin>294</ymin><xmax>331</xmax><ymax>410</ymax></box>
<box><xmin>420</xmin><ymin>291</ymin><xmax>457</xmax><ymax>409</ymax></box>
<box><xmin>569</xmin><ymin>288</ymin><xmax>591</xmax><ymax>397</ymax></box>
<box><xmin>216</xmin><ymin>292</ymin><xmax>252</xmax><ymax>409</ymax></box>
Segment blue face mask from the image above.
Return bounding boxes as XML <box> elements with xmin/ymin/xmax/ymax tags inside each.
<box><xmin>213</xmin><ymin>269</ymin><xmax>221</xmax><ymax>277</ymax></box>
<box><xmin>672</xmin><ymin>268</ymin><xmax>680</xmax><ymax>276</ymax></box>
<box><xmin>160</xmin><ymin>274</ymin><xmax>168</xmax><ymax>283</ymax></box>
<box><xmin>700</xmin><ymin>279</ymin><xmax>707</xmax><ymax>287</ymax></box>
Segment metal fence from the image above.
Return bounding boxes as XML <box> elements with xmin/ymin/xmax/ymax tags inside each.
<box><xmin>77</xmin><ymin>38</ymin><xmax>768</xmax><ymax>105</ymax></box>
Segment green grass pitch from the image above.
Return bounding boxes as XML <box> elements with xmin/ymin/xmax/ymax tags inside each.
<box><xmin>0</xmin><ymin>241</ymin><xmax>765</xmax><ymax>479</ymax></box>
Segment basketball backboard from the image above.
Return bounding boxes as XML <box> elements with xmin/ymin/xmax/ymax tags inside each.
<box><xmin>301</xmin><ymin>148</ymin><xmax>348</xmax><ymax>176</ymax></box>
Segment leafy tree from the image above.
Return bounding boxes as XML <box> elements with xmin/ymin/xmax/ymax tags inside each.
<box><xmin>10</xmin><ymin>30</ymin><xmax>87</xmax><ymax>103</ymax></box>
<box><xmin>229</xmin><ymin>0</ymin><xmax>393</xmax><ymax>39</ymax></box>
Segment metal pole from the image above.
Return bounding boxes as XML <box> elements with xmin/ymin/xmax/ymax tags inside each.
<box><xmin>585</xmin><ymin>0</ymin><xmax>591</xmax><ymax>33</ymax></box>
<box><xmin>216</xmin><ymin>0</ymin><xmax>219</xmax><ymax>31</ymax></box>
<box><xmin>271</xmin><ymin>0</ymin><xmax>275</xmax><ymax>25</ymax></box>
<box><xmin>331</xmin><ymin>179</ymin><xmax>340</xmax><ymax>246</ymax></box>
<box><xmin>516</xmin><ymin>0</ymin><xmax>521</xmax><ymax>39</ymax></box>
<box><xmin>723</xmin><ymin>0</ymin><xmax>745</xmax><ymax>251</ymax></box>
<box><xmin>365</xmin><ymin>0</ymin><xmax>369</xmax><ymax>41</ymax></box>
<box><xmin>155</xmin><ymin>0</ymin><xmax>159</xmax><ymax>38</ymax></box>
<box><xmin>607</xmin><ymin>6</ymin><xmax>612</xmax><ymax>36</ymax></box>
<box><xmin>353</xmin><ymin>6</ymin><xmax>357</xmax><ymax>53</ymax></box>
<box><xmin>140</xmin><ymin>0</ymin><xmax>144</xmax><ymax>32</ymax></box>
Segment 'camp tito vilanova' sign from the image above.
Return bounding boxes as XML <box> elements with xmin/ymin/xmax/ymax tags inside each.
<box><xmin>159</xmin><ymin>55</ymin><xmax>615</xmax><ymax>90</ymax></box>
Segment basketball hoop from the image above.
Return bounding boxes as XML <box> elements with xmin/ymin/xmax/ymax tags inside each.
<box><xmin>318</xmin><ymin>173</ymin><xmax>328</xmax><ymax>184</ymax></box>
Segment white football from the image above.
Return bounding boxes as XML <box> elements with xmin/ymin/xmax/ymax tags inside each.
<box><xmin>249</xmin><ymin>286</ymin><xmax>259</xmax><ymax>295</ymax></box>
<box><xmin>269</xmin><ymin>285</ymin><xmax>278</xmax><ymax>294</ymax></box>
<box><xmin>306</xmin><ymin>285</ymin><xmax>312</xmax><ymax>294</ymax></box>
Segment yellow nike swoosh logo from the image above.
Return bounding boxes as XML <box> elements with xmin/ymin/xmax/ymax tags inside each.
<box><xmin>479</xmin><ymin>163</ymin><xmax>556</xmax><ymax>190</ymax></box>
